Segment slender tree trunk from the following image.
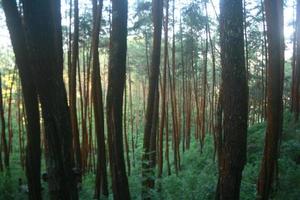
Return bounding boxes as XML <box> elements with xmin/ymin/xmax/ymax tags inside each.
<box><xmin>179</xmin><ymin>13</ymin><xmax>186</xmax><ymax>153</ymax></box>
<box><xmin>78</xmin><ymin>48</ymin><xmax>88</xmax><ymax>173</ymax></box>
<box><xmin>291</xmin><ymin>3</ymin><xmax>296</xmax><ymax>112</ymax></box>
<box><xmin>165</xmin><ymin>92</ymin><xmax>171</xmax><ymax>176</ymax></box>
<box><xmin>142</xmin><ymin>0</ymin><xmax>163</xmax><ymax>197</ymax></box>
<box><xmin>293</xmin><ymin>0</ymin><xmax>300</xmax><ymax>121</ymax></box>
<box><xmin>70</xmin><ymin>0</ymin><xmax>82</xmax><ymax>173</ymax></box>
<box><xmin>257</xmin><ymin>0</ymin><xmax>284</xmax><ymax>199</ymax></box>
<box><xmin>7</xmin><ymin>70</ymin><xmax>15</xmax><ymax>154</ymax></box>
<box><xmin>206</xmin><ymin>4</ymin><xmax>217</xmax><ymax>154</ymax></box>
<box><xmin>171</xmin><ymin>0</ymin><xmax>180</xmax><ymax>172</ymax></box>
<box><xmin>123</xmin><ymin>81</ymin><xmax>131</xmax><ymax>176</ymax></box>
<box><xmin>261</xmin><ymin>0</ymin><xmax>268</xmax><ymax>119</ymax></box>
<box><xmin>91</xmin><ymin>0</ymin><xmax>109</xmax><ymax>198</ymax></box>
<box><xmin>0</xmin><ymin>75</ymin><xmax>9</xmax><ymax>169</ymax></box>
<box><xmin>128</xmin><ymin>68</ymin><xmax>135</xmax><ymax>167</ymax></box>
<box><xmin>106</xmin><ymin>0</ymin><xmax>130</xmax><ymax>199</ymax></box>
<box><xmin>201</xmin><ymin>15</ymin><xmax>209</xmax><ymax>149</ymax></box>
<box><xmin>158</xmin><ymin>0</ymin><xmax>169</xmax><ymax>178</ymax></box>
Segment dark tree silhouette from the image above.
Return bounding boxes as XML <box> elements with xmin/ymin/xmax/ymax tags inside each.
<box><xmin>91</xmin><ymin>0</ymin><xmax>108</xmax><ymax>198</ymax></box>
<box><xmin>2</xmin><ymin>1</ymin><xmax>42</xmax><ymax>198</ymax></box>
<box><xmin>216</xmin><ymin>0</ymin><xmax>248</xmax><ymax>199</ymax></box>
<box><xmin>21</xmin><ymin>0</ymin><xmax>79</xmax><ymax>198</ymax></box>
<box><xmin>106</xmin><ymin>0</ymin><xmax>131</xmax><ymax>199</ymax></box>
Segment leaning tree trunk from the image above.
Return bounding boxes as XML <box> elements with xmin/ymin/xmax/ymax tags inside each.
<box><xmin>142</xmin><ymin>0</ymin><xmax>163</xmax><ymax>198</ymax></box>
<box><xmin>91</xmin><ymin>0</ymin><xmax>109</xmax><ymax>198</ymax></box>
<box><xmin>2</xmin><ymin>0</ymin><xmax>42</xmax><ymax>199</ymax></box>
<box><xmin>257</xmin><ymin>0</ymin><xmax>284</xmax><ymax>199</ymax></box>
<box><xmin>106</xmin><ymin>0</ymin><xmax>130</xmax><ymax>199</ymax></box>
<box><xmin>216</xmin><ymin>0</ymin><xmax>248</xmax><ymax>199</ymax></box>
<box><xmin>22</xmin><ymin>0</ymin><xmax>79</xmax><ymax>199</ymax></box>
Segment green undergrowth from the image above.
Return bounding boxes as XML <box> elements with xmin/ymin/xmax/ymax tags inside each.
<box><xmin>1</xmin><ymin>112</ymin><xmax>300</xmax><ymax>199</ymax></box>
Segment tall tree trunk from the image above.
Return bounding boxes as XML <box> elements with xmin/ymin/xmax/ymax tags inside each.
<box><xmin>78</xmin><ymin>47</ymin><xmax>87</xmax><ymax>173</ymax></box>
<box><xmin>70</xmin><ymin>0</ymin><xmax>82</xmax><ymax>173</ymax></box>
<box><xmin>216</xmin><ymin>0</ymin><xmax>248</xmax><ymax>199</ymax></box>
<box><xmin>201</xmin><ymin>14</ymin><xmax>209</xmax><ymax>149</ymax></box>
<box><xmin>0</xmin><ymin>75</ymin><xmax>9</xmax><ymax>169</ymax></box>
<box><xmin>261</xmin><ymin>0</ymin><xmax>268</xmax><ymax>119</ymax></box>
<box><xmin>171</xmin><ymin>0</ymin><xmax>180</xmax><ymax>172</ymax></box>
<box><xmin>179</xmin><ymin>13</ymin><xmax>186</xmax><ymax>153</ymax></box>
<box><xmin>142</xmin><ymin>0</ymin><xmax>163</xmax><ymax>197</ymax></box>
<box><xmin>165</xmin><ymin>91</ymin><xmax>171</xmax><ymax>176</ymax></box>
<box><xmin>128</xmin><ymin>68</ymin><xmax>135</xmax><ymax>167</ymax></box>
<box><xmin>158</xmin><ymin>0</ymin><xmax>169</xmax><ymax>178</ymax></box>
<box><xmin>91</xmin><ymin>0</ymin><xmax>109</xmax><ymax>198</ymax></box>
<box><xmin>123</xmin><ymin>80</ymin><xmax>131</xmax><ymax>176</ymax></box>
<box><xmin>257</xmin><ymin>0</ymin><xmax>284</xmax><ymax>199</ymax></box>
<box><xmin>22</xmin><ymin>0</ymin><xmax>79</xmax><ymax>198</ymax></box>
<box><xmin>106</xmin><ymin>0</ymin><xmax>130</xmax><ymax>199</ymax></box>
<box><xmin>2</xmin><ymin>0</ymin><xmax>42</xmax><ymax>198</ymax></box>
<box><xmin>7</xmin><ymin>70</ymin><xmax>15</xmax><ymax>154</ymax></box>
<box><xmin>206</xmin><ymin>3</ymin><xmax>217</xmax><ymax>153</ymax></box>
<box><xmin>293</xmin><ymin>0</ymin><xmax>300</xmax><ymax>121</ymax></box>
<box><xmin>291</xmin><ymin>2</ymin><xmax>297</xmax><ymax>112</ymax></box>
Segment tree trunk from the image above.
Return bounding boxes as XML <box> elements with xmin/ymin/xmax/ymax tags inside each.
<box><xmin>123</xmin><ymin>80</ymin><xmax>131</xmax><ymax>176</ymax></box>
<box><xmin>128</xmin><ymin>68</ymin><xmax>135</xmax><ymax>167</ymax></box>
<box><xmin>2</xmin><ymin>0</ymin><xmax>42</xmax><ymax>198</ymax></box>
<box><xmin>0</xmin><ymin>75</ymin><xmax>9</xmax><ymax>169</ymax></box>
<box><xmin>70</xmin><ymin>0</ymin><xmax>82</xmax><ymax>173</ymax></box>
<box><xmin>22</xmin><ymin>0</ymin><xmax>79</xmax><ymax>198</ymax></box>
<box><xmin>142</xmin><ymin>0</ymin><xmax>163</xmax><ymax>197</ymax></box>
<box><xmin>158</xmin><ymin>0</ymin><xmax>169</xmax><ymax>178</ymax></box>
<box><xmin>201</xmin><ymin>14</ymin><xmax>209</xmax><ymax>149</ymax></box>
<box><xmin>293</xmin><ymin>0</ymin><xmax>300</xmax><ymax>121</ymax></box>
<box><xmin>91</xmin><ymin>0</ymin><xmax>109</xmax><ymax>198</ymax></box>
<box><xmin>7</xmin><ymin>70</ymin><xmax>15</xmax><ymax>154</ymax></box>
<box><xmin>257</xmin><ymin>0</ymin><xmax>284</xmax><ymax>199</ymax></box>
<box><xmin>106</xmin><ymin>0</ymin><xmax>130</xmax><ymax>199</ymax></box>
<box><xmin>216</xmin><ymin>0</ymin><xmax>248</xmax><ymax>199</ymax></box>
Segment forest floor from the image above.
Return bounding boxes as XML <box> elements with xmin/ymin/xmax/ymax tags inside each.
<box><xmin>0</xmin><ymin>112</ymin><xmax>300</xmax><ymax>200</ymax></box>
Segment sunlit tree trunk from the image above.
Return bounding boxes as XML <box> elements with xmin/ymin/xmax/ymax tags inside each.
<box><xmin>257</xmin><ymin>0</ymin><xmax>284</xmax><ymax>199</ymax></box>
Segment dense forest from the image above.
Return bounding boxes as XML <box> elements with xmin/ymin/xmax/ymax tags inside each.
<box><xmin>0</xmin><ymin>0</ymin><xmax>299</xmax><ymax>199</ymax></box>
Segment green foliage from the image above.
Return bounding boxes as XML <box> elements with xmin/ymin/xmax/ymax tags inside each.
<box><xmin>1</xmin><ymin>113</ymin><xmax>300</xmax><ymax>199</ymax></box>
<box><xmin>0</xmin><ymin>172</ymin><xmax>14</xmax><ymax>200</ymax></box>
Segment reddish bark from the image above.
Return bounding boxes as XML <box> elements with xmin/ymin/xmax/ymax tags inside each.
<box><xmin>106</xmin><ymin>0</ymin><xmax>130</xmax><ymax>199</ymax></box>
<box><xmin>257</xmin><ymin>0</ymin><xmax>284</xmax><ymax>199</ymax></box>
